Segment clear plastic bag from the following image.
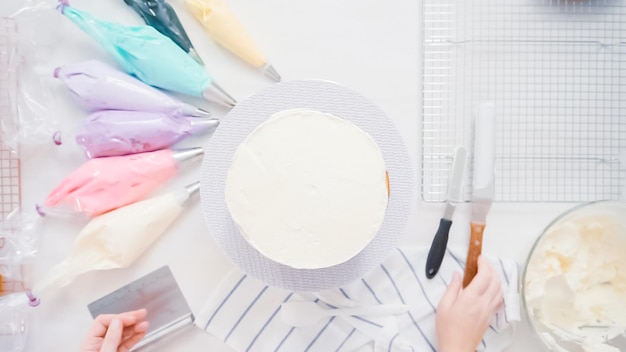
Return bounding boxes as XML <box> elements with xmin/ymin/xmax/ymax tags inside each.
<box><xmin>0</xmin><ymin>293</ymin><xmax>30</xmax><ymax>352</ymax></box>
<box><xmin>40</xmin><ymin>148</ymin><xmax>203</xmax><ymax>218</ymax></box>
<box><xmin>1</xmin><ymin>0</ymin><xmax>64</xmax><ymax>150</ymax></box>
<box><xmin>33</xmin><ymin>181</ymin><xmax>199</xmax><ymax>295</ymax></box>
<box><xmin>53</xmin><ymin>60</ymin><xmax>212</xmax><ymax>117</ymax></box>
<box><xmin>0</xmin><ymin>209</ymin><xmax>41</xmax><ymax>267</ymax></box>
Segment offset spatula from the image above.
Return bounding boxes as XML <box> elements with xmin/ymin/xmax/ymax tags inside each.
<box><xmin>425</xmin><ymin>146</ymin><xmax>467</xmax><ymax>279</ymax></box>
<box><xmin>463</xmin><ymin>102</ymin><xmax>496</xmax><ymax>288</ymax></box>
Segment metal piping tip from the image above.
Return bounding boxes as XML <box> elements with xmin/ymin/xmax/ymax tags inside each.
<box><xmin>172</xmin><ymin>147</ymin><xmax>204</xmax><ymax>166</ymax></box>
<box><xmin>202</xmin><ymin>81</ymin><xmax>237</xmax><ymax>109</ymax></box>
<box><xmin>185</xmin><ymin>181</ymin><xmax>201</xmax><ymax>197</ymax></box>
<box><xmin>194</xmin><ymin>107</ymin><xmax>211</xmax><ymax>117</ymax></box>
<box><xmin>180</xmin><ymin>104</ymin><xmax>211</xmax><ymax>118</ymax></box>
<box><xmin>189</xmin><ymin>117</ymin><xmax>220</xmax><ymax>134</ymax></box>
<box><xmin>176</xmin><ymin>181</ymin><xmax>201</xmax><ymax>207</ymax></box>
<box><xmin>264</xmin><ymin>64</ymin><xmax>281</xmax><ymax>82</ymax></box>
<box><xmin>188</xmin><ymin>48</ymin><xmax>205</xmax><ymax>66</ymax></box>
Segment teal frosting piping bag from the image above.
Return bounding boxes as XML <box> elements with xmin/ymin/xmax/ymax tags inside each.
<box><xmin>57</xmin><ymin>1</ymin><xmax>236</xmax><ymax>108</ymax></box>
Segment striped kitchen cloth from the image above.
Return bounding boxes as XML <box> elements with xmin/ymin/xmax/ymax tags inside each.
<box><xmin>196</xmin><ymin>247</ymin><xmax>521</xmax><ymax>352</ymax></box>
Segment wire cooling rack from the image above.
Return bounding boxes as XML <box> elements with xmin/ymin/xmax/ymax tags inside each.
<box><xmin>421</xmin><ymin>0</ymin><xmax>626</xmax><ymax>202</ymax></box>
<box><xmin>0</xmin><ymin>17</ymin><xmax>28</xmax><ymax>296</ymax></box>
<box><xmin>0</xmin><ymin>18</ymin><xmax>21</xmax><ymax>232</ymax></box>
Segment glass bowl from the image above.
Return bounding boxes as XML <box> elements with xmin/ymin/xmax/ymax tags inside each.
<box><xmin>522</xmin><ymin>200</ymin><xmax>626</xmax><ymax>352</ymax></box>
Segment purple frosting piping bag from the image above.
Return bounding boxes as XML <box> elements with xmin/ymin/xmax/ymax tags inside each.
<box><xmin>58</xmin><ymin>2</ymin><xmax>236</xmax><ymax>108</ymax></box>
<box><xmin>54</xmin><ymin>60</ymin><xmax>210</xmax><ymax>117</ymax></box>
<box><xmin>56</xmin><ymin>110</ymin><xmax>219</xmax><ymax>158</ymax></box>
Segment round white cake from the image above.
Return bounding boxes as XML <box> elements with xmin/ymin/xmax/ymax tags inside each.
<box><xmin>225</xmin><ymin>108</ymin><xmax>389</xmax><ymax>269</ymax></box>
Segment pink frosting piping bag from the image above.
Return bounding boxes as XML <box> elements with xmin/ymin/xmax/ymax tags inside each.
<box><xmin>42</xmin><ymin>147</ymin><xmax>203</xmax><ymax>217</ymax></box>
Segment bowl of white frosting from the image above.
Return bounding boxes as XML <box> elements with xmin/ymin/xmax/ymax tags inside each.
<box><xmin>522</xmin><ymin>200</ymin><xmax>626</xmax><ymax>352</ymax></box>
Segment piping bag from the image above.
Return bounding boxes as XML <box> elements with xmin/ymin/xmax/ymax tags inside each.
<box><xmin>53</xmin><ymin>110</ymin><xmax>218</xmax><ymax>158</ymax></box>
<box><xmin>57</xmin><ymin>1</ymin><xmax>237</xmax><ymax>108</ymax></box>
<box><xmin>29</xmin><ymin>181</ymin><xmax>201</xmax><ymax>301</ymax></box>
<box><xmin>123</xmin><ymin>0</ymin><xmax>204</xmax><ymax>66</ymax></box>
<box><xmin>39</xmin><ymin>147</ymin><xmax>203</xmax><ymax>218</ymax></box>
<box><xmin>54</xmin><ymin>60</ymin><xmax>210</xmax><ymax>117</ymax></box>
<box><xmin>184</xmin><ymin>0</ymin><xmax>281</xmax><ymax>82</ymax></box>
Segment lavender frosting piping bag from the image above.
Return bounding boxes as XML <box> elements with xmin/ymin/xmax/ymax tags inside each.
<box><xmin>58</xmin><ymin>2</ymin><xmax>236</xmax><ymax>108</ymax></box>
<box><xmin>60</xmin><ymin>110</ymin><xmax>219</xmax><ymax>158</ymax></box>
<box><xmin>55</xmin><ymin>60</ymin><xmax>210</xmax><ymax>117</ymax></box>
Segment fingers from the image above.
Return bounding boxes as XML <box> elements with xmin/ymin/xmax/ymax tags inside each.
<box><xmin>121</xmin><ymin>309</ymin><xmax>147</xmax><ymax>324</ymax></box>
<box><xmin>95</xmin><ymin>309</ymin><xmax>147</xmax><ymax>330</ymax></box>
<box><xmin>495</xmin><ymin>297</ymin><xmax>504</xmax><ymax>312</ymax></box>
<box><xmin>120</xmin><ymin>320</ymin><xmax>149</xmax><ymax>342</ymax></box>
<box><xmin>480</xmin><ymin>259</ymin><xmax>503</xmax><ymax>311</ymax></box>
<box><xmin>119</xmin><ymin>332</ymin><xmax>147</xmax><ymax>352</ymax></box>
<box><xmin>487</xmin><ymin>282</ymin><xmax>504</xmax><ymax>313</ymax></box>
<box><xmin>89</xmin><ymin>309</ymin><xmax>148</xmax><ymax>342</ymax></box>
<box><xmin>465</xmin><ymin>256</ymin><xmax>494</xmax><ymax>296</ymax></box>
<box><xmin>84</xmin><ymin>318</ymin><xmax>109</xmax><ymax>341</ymax></box>
<box><xmin>95</xmin><ymin>314</ymin><xmax>136</xmax><ymax>330</ymax></box>
<box><xmin>438</xmin><ymin>271</ymin><xmax>462</xmax><ymax>311</ymax></box>
<box><xmin>487</xmin><ymin>272</ymin><xmax>502</xmax><ymax>295</ymax></box>
<box><xmin>119</xmin><ymin>322</ymin><xmax>149</xmax><ymax>352</ymax></box>
<box><xmin>80</xmin><ymin>310</ymin><xmax>148</xmax><ymax>352</ymax></box>
<box><xmin>134</xmin><ymin>321</ymin><xmax>149</xmax><ymax>334</ymax></box>
<box><xmin>468</xmin><ymin>257</ymin><xmax>504</xmax><ymax>319</ymax></box>
<box><xmin>132</xmin><ymin>308</ymin><xmax>148</xmax><ymax>321</ymax></box>
<box><xmin>100</xmin><ymin>318</ymin><xmax>123</xmax><ymax>352</ymax></box>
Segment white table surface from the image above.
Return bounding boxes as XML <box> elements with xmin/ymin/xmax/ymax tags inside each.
<box><xmin>1</xmin><ymin>0</ymin><xmax>576</xmax><ymax>350</ymax></box>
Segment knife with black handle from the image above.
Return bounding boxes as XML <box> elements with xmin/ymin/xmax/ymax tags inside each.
<box><xmin>425</xmin><ymin>146</ymin><xmax>467</xmax><ymax>279</ymax></box>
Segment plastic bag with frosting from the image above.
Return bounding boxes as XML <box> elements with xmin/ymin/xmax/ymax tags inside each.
<box><xmin>40</xmin><ymin>148</ymin><xmax>203</xmax><ymax>217</ymax></box>
<box><xmin>31</xmin><ymin>182</ymin><xmax>200</xmax><ymax>297</ymax></box>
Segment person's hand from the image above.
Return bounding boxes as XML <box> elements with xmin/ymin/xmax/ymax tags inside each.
<box><xmin>435</xmin><ymin>256</ymin><xmax>503</xmax><ymax>352</ymax></box>
<box><xmin>79</xmin><ymin>309</ymin><xmax>149</xmax><ymax>352</ymax></box>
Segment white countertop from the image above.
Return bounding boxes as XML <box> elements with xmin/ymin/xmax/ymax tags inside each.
<box><xmin>1</xmin><ymin>0</ymin><xmax>577</xmax><ymax>350</ymax></box>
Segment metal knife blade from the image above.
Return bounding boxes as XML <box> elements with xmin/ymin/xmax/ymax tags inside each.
<box><xmin>463</xmin><ymin>102</ymin><xmax>496</xmax><ymax>287</ymax></box>
<box><xmin>425</xmin><ymin>146</ymin><xmax>467</xmax><ymax>279</ymax></box>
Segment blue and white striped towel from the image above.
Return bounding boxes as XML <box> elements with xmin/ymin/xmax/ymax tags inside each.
<box><xmin>196</xmin><ymin>247</ymin><xmax>521</xmax><ymax>352</ymax></box>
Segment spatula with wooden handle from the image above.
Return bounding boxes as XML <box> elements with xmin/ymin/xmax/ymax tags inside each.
<box><xmin>463</xmin><ymin>102</ymin><xmax>496</xmax><ymax>288</ymax></box>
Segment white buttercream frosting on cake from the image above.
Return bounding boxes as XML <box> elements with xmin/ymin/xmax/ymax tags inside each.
<box><xmin>225</xmin><ymin>108</ymin><xmax>388</xmax><ymax>269</ymax></box>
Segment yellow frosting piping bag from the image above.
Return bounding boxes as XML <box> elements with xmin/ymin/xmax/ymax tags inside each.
<box><xmin>184</xmin><ymin>0</ymin><xmax>282</xmax><ymax>82</ymax></box>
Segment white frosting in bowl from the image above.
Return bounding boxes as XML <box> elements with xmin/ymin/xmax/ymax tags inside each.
<box><xmin>523</xmin><ymin>201</ymin><xmax>626</xmax><ymax>352</ymax></box>
<box><xmin>225</xmin><ymin>108</ymin><xmax>388</xmax><ymax>269</ymax></box>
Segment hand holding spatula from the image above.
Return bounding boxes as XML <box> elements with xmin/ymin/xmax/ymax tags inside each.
<box><xmin>463</xmin><ymin>102</ymin><xmax>496</xmax><ymax>288</ymax></box>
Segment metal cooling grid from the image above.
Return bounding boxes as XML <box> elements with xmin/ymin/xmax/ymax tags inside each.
<box><xmin>0</xmin><ymin>267</ymin><xmax>28</xmax><ymax>295</ymax></box>
<box><xmin>421</xmin><ymin>0</ymin><xmax>626</xmax><ymax>202</ymax></box>
<box><xmin>0</xmin><ymin>17</ymin><xmax>21</xmax><ymax>222</ymax></box>
<box><xmin>1</xmin><ymin>17</ymin><xmax>25</xmax><ymax>297</ymax></box>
